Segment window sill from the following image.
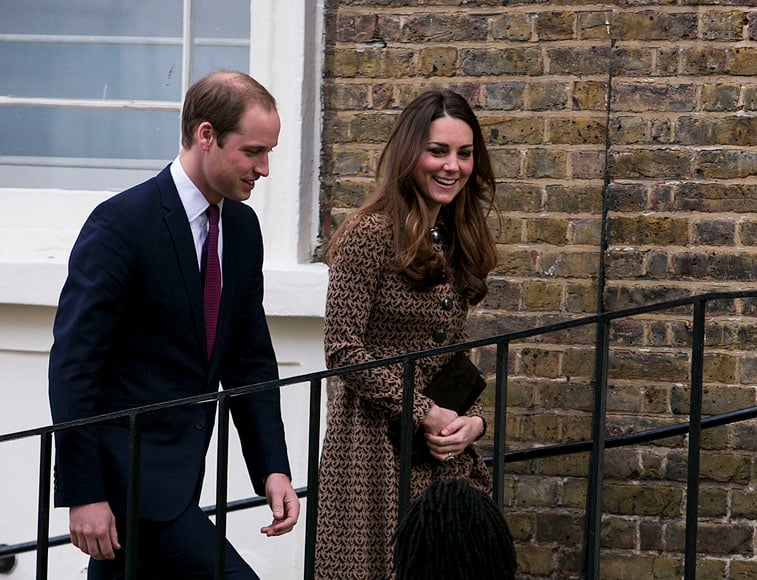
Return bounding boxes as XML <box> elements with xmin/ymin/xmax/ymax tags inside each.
<box><xmin>0</xmin><ymin>188</ymin><xmax>328</xmax><ymax>318</ymax></box>
<box><xmin>0</xmin><ymin>255</ymin><xmax>328</xmax><ymax>319</ymax></box>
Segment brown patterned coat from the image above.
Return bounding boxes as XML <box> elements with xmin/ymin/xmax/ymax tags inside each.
<box><xmin>314</xmin><ymin>213</ymin><xmax>491</xmax><ymax>579</ymax></box>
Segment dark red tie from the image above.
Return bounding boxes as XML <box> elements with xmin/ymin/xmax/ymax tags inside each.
<box><xmin>201</xmin><ymin>204</ymin><xmax>221</xmax><ymax>359</ymax></box>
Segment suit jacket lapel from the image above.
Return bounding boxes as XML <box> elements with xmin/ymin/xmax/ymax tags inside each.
<box><xmin>156</xmin><ymin>167</ymin><xmax>206</xmax><ymax>361</ymax></box>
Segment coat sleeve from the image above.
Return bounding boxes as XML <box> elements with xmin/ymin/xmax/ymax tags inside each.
<box><xmin>324</xmin><ymin>214</ymin><xmax>435</xmax><ymax>425</ymax></box>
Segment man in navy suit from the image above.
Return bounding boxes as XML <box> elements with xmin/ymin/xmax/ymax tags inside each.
<box><xmin>48</xmin><ymin>70</ymin><xmax>300</xmax><ymax>578</ymax></box>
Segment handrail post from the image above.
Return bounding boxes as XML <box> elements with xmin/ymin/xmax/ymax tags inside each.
<box><xmin>492</xmin><ymin>341</ymin><xmax>509</xmax><ymax>511</ymax></box>
<box><xmin>215</xmin><ymin>396</ymin><xmax>230</xmax><ymax>580</ymax></box>
<box><xmin>125</xmin><ymin>414</ymin><xmax>143</xmax><ymax>580</ymax></box>
<box><xmin>398</xmin><ymin>359</ymin><xmax>415</xmax><ymax>520</ymax></box>
<box><xmin>582</xmin><ymin>318</ymin><xmax>610</xmax><ymax>579</ymax></box>
<box><xmin>303</xmin><ymin>378</ymin><xmax>323</xmax><ymax>580</ymax></box>
<box><xmin>35</xmin><ymin>432</ymin><xmax>53</xmax><ymax>580</ymax></box>
<box><xmin>684</xmin><ymin>299</ymin><xmax>706</xmax><ymax>579</ymax></box>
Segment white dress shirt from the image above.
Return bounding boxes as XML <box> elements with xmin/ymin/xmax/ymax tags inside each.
<box><xmin>170</xmin><ymin>157</ymin><xmax>224</xmax><ymax>282</ymax></box>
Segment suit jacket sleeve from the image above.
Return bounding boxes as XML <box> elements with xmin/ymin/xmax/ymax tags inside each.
<box><xmin>48</xmin><ymin>203</ymin><xmax>135</xmax><ymax>507</ymax></box>
<box><xmin>218</xmin><ymin>203</ymin><xmax>291</xmax><ymax>495</ymax></box>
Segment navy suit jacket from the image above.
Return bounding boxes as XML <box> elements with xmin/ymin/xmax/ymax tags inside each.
<box><xmin>49</xmin><ymin>165</ymin><xmax>291</xmax><ymax>521</ymax></box>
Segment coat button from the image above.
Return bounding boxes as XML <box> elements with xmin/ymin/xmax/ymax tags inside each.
<box><xmin>442</xmin><ymin>297</ymin><xmax>453</xmax><ymax>311</ymax></box>
<box><xmin>194</xmin><ymin>421</ymin><xmax>206</xmax><ymax>430</ymax></box>
<box><xmin>433</xmin><ymin>329</ymin><xmax>447</xmax><ymax>343</ymax></box>
<box><xmin>430</xmin><ymin>228</ymin><xmax>442</xmax><ymax>243</ymax></box>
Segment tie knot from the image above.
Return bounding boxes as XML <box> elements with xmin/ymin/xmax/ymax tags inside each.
<box><xmin>207</xmin><ymin>204</ymin><xmax>220</xmax><ymax>226</ymax></box>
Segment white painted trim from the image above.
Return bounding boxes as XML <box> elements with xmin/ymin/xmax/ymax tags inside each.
<box><xmin>0</xmin><ymin>259</ymin><xmax>328</xmax><ymax>318</ymax></box>
<box><xmin>0</xmin><ymin>188</ymin><xmax>328</xmax><ymax>315</ymax></box>
<box><xmin>247</xmin><ymin>0</ymin><xmax>324</xmax><ymax>263</ymax></box>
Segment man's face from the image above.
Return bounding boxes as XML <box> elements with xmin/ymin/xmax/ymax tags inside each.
<box><xmin>201</xmin><ymin>105</ymin><xmax>281</xmax><ymax>204</ymax></box>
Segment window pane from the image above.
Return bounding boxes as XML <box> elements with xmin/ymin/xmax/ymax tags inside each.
<box><xmin>192</xmin><ymin>46</ymin><xmax>249</xmax><ymax>81</ymax></box>
<box><xmin>0</xmin><ymin>107</ymin><xmax>178</xmax><ymax>160</ymax></box>
<box><xmin>1</xmin><ymin>0</ymin><xmax>182</xmax><ymax>37</ymax></box>
<box><xmin>0</xmin><ymin>43</ymin><xmax>182</xmax><ymax>101</ymax></box>
<box><xmin>193</xmin><ymin>0</ymin><xmax>249</xmax><ymax>39</ymax></box>
<box><xmin>191</xmin><ymin>0</ymin><xmax>250</xmax><ymax>79</ymax></box>
<box><xmin>0</xmin><ymin>0</ymin><xmax>253</xmax><ymax>190</ymax></box>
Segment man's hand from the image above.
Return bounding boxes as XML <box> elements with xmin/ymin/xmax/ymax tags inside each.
<box><xmin>260</xmin><ymin>473</ymin><xmax>300</xmax><ymax>537</ymax></box>
<box><xmin>69</xmin><ymin>501</ymin><xmax>120</xmax><ymax>560</ymax></box>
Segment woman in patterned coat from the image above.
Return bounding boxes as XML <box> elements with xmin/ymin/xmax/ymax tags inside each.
<box><xmin>315</xmin><ymin>90</ymin><xmax>498</xmax><ymax>579</ymax></box>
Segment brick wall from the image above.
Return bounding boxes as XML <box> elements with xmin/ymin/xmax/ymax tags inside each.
<box><xmin>321</xmin><ymin>1</ymin><xmax>756</xmax><ymax>578</ymax></box>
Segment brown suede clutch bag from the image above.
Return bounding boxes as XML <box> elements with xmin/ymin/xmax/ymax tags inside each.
<box><xmin>388</xmin><ymin>352</ymin><xmax>486</xmax><ymax>462</ymax></box>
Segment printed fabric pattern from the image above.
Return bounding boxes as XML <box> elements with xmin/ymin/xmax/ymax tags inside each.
<box><xmin>314</xmin><ymin>213</ymin><xmax>491</xmax><ymax>579</ymax></box>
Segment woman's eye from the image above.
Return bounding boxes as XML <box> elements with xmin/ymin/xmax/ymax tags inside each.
<box><xmin>458</xmin><ymin>150</ymin><xmax>472</xmax><ymax>159</ymax></box>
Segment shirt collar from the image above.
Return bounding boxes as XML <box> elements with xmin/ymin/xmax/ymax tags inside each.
<box><xmin>170</xmin><ymin>156</ymin><xmax>224</xmax><ymax>221</ymax></box>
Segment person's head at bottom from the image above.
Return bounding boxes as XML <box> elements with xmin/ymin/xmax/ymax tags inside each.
<box><xmin>393</xmin><ymin>478</ymin><xmax>517</xmax><ymax>580</ymax></box>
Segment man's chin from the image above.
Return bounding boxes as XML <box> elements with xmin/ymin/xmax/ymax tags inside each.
<box><xmin>240</xmin><ymin>181</ymin><xmax>256</xmax><ymax>197</ymax></box>
<box><xmin>235</xmin><ymin>185</ymin><xmax>254</xmax><ymax>199</ymax></box>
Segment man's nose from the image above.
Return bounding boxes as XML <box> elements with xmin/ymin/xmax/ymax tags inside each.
<box><xmin>254</xmin><ymin>154</ymin><xmax>270</xmax><ymax>177</ymax></box>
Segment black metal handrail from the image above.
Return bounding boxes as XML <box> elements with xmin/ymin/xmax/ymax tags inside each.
<box><xmin>1</xmin><ymin>290</ymin><xmax>755</xmax><ymax>579</ymax></box>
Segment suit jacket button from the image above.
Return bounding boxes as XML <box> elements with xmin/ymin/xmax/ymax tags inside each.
<box><xmin>195</xmin><ymin>421</ymin><xmax>206</xmax><ymax>430</ymax></box>
<box><xmin>433</xmin><ymin>329</ymin><xmax>447</xmax><ymax>343</ymax></box>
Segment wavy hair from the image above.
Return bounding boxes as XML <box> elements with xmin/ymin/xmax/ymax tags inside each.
<box><xmin>326</xmin><ymin>90</ymin><xmax>497</xmax><ymax>305</ymax></box>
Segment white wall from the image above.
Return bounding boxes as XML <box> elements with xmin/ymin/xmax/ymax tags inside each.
<box><xmin>0</xmin><ymin>305</ymin><xmax>327</xmax><ymax>579</ymax></box>
<box><xmin>0</xmin><ymin>0</ymin><xmax>327</xmax><ymax>576</ymax></box>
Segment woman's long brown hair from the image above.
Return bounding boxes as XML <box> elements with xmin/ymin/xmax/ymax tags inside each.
<box><xmin>325</xmin><ymin>90</ymin><xmax>497</xmax><ymax>305</ymax></box>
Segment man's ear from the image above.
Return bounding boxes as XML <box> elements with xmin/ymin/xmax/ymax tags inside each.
<box><xmin>197</xmin><ymin>122</ymin><xmax>214</xmax><ymax>151</ymax></box>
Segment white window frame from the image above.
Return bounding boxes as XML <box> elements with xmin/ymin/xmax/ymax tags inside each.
<box><xmin>0</xmin><ymin>0</ymin><xmax>327</xmax><ymax>317</ymax></box>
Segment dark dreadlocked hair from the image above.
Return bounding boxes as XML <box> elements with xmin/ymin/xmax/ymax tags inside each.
<box><xmin>393</xmin><ymin>478</ymin><xmax>517</xmax><ymax>580</ymax></box>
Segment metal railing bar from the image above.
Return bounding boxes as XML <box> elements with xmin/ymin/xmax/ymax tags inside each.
<box><xmin>684</xmin><ymin>300</ymin><xmax>706</xmax><ymax>579</ymax></box>
<box><xmin>3</xmin><ymin>290</ymin><xmax>756</xmax><ymax>448</ymax></box>
<box><xmin>125</xmin><ymin>415</ymin><xmax>142</xmax><ymax>580</ymax></box>
<box><xmin>214</xmin><ymin>396</ymin><xmax>231</xmax><ymax>580</ymax></box>
<box><xmin>1</xmin><ymin>536</ymin><xmax>69</xmax><ymax>558</ymax></box>
<box><xmin>3</xmin><ymin>290</ymin><xmax>756</xmax><ymax>573</ymax></box>
<box><xmin>35</xmin><ymin>432</ymin><xmax>52</xmax><ymax>580</ymax></box>
<box><xmin>303</xmin><ymin>378</ymin><xmax>323</xmax><ymax>580</ymax></box>
<box><xmin>0</xmin><ymin>487</ymin><xmax>312</xmax><ymax>559</ymax></box>
<box><xmin>583</xmin><ymin>319</ymin><xmax>611</xmax><ymax>579</ymax></box>
<box><xmin>204</xmin><ymin>486</ymin><xmax>310</xmax><ymax>516</ymax></box>
<box><xmin>398</xmin><ymin>359</ymin><xmax>416</xmax><ymax>521</ymax></box>
<box><xmin>492</xmin><ymin>340</ymin><xmax>509</xmax><ymax>511</ymax></box>
<box><xmin>484</xmin><ymin>405</ymin><xmax>757</xmax><ymax>465</ymax></box>
<box><xmin>1</xmin><ymin>400</ymin><xmax>754</xmax><ymax>560</ymax></box>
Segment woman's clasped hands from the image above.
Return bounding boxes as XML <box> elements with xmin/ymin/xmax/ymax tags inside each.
<box><xmin>421</xmin><ymin>404</ymin><xmax>484</xmax><ymax>462</ymax></box>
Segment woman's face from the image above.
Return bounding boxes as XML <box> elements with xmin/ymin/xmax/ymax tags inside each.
<box><xmin>413</xmin><ymin>115</ymin><xmax>474</xmax><ymax>218</ymax></box>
